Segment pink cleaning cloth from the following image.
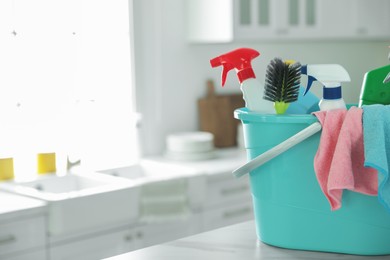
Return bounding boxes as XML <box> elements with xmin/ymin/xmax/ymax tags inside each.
<box><xmin>313</xmin><ymin>107</ymin><xmax>377</xmax><ymax>210</ymax></box>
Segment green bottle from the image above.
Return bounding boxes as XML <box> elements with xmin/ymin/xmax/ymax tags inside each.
<box><xmin>359</xmin><ymin>64</ymin><xmax>390</xmax><ymax>106</ymax></box>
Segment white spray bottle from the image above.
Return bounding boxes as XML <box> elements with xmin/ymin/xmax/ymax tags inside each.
<box><xmin>301</xmin><ymin>64</ymin><xmax>351</xmax><ymax>111</ymax></box>
<box><xmin>210</xmin><ymin>48</ymin><xmax>274</xmax><ymax>113</ymax></box>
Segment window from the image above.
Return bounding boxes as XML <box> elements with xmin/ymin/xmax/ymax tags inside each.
<box><xmin>0</xmin><ymin>0</ymin><xmax>137</xmax><ymax>181</ymax></box>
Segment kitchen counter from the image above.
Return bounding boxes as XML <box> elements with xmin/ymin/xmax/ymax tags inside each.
<box><xmin>0</xmin><ymin>191</ymin><xmax>46</xmax><ymax>222</ymax></box>
<box><xmin>107</xmin><ymin>220</ymin><xmax>390</xmax><ymax>260</ymax></box>
<box><xmin>145</xmin><ymin>147</ymin><xmax>248</xmax><ymax>176</ymax></box>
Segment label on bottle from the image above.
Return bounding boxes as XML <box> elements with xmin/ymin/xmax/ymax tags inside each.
<box><xmin>323</xmin><ymin>86</ymin><xmax>342</xmax><ymax>100</ymax></box>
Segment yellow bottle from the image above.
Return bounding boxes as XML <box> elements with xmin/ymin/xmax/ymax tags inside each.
<box><xmin>37</xmin><ymin>152</ymin><xmax>56</xmax><ymax>174</ymax></box>
<box><xmin>0</xmin><ymin>158</ymin><xmax>14</xmax><ymax>180</ymax></box>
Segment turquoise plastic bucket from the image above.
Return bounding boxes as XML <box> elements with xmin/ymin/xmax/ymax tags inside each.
<box><xmin>235</xmin><ymin>107</ymin><xmax>390</xmax><ymax>255</ymax></box>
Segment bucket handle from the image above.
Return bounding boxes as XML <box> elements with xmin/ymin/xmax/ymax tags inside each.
<box><xmin>233</xmin><ymin>122</ymin><xmax>322</xmax><ymax>178</ymax></box>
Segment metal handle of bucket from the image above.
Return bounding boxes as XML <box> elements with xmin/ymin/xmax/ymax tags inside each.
<box><xmin>233</xmin><ymin>122</ymin><xmax>322</xmax><ymax>178</ymax></box>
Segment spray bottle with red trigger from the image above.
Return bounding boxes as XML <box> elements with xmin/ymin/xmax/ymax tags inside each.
<box><xmin>210</xmin><ymin>48</ymin><xmax>274</xmax><ymax>113</ymax></box>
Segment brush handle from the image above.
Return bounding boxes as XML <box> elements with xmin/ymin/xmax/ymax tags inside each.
<box><xmin>233</xmin><ymin>122</ymin><xmax>322</xmax><ymax>178</ymax></box>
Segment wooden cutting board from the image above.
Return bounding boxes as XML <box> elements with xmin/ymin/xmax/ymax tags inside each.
<box><xmin>198</xmin><ymin>80</ymin><xmax>245</xmax><ymax>147</ymax></box>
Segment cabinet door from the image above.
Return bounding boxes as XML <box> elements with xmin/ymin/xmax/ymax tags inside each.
<box><xmin>205</xmin><ymin>173</ymin><xmax>251</xmax><ymax>209</ymax></box>
<box><xmin>138</xmin><ymin>214</ymin><xmax>202</xmax><ymax>249</ymax></box>
<box><xmin>187</xmin><ymin>0</ymin><xmax>233</xmax><ymax>43</ymax></box>
<box><xmin>354</xmin><ymin>0</ymin><xmax>390</xmax><ymax>38</ymax></box>
<box><xmin>202</xmin><ymin>201</ymin><xmax>253</xmax><ymax>231</ymax></box>
<box><xmin>315</xmin><ymin>0</ymin><xmax>390</xmax><ymax>39</ymax></box>
<box><xmin>315</xmin><ymin>0</ymin><xmax>354</xmax><ymax>38</ymax></box>
<box><xmin>4</xmin><ymin>249</ymin><xmax>47</xmax><ymax>260</ymax></box>
<box><xmin>0</xmin><ymin>216</ymin><xmax>46</xmax><ymax>258</ymax></box>
<box><xmin>234</xmin><ymin>0</ymin><xmax>275</xmax><ymax>39</ymax></box>
<box><xmin>49</xmin><ymin>228</ymin><xmax>136</xmax><ymax>260</ymax></box>
<box><xmin>234</xmin><ymin>0</ymin><xmax>323</xmax><ymax>40</ymax></box>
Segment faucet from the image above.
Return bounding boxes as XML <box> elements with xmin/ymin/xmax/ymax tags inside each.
<box><xmin>67</xmin><ymin>156</ymin><xmax>81</xmax><ymax>171</ymax></box>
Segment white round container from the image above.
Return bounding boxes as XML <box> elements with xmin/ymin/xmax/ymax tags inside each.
<box><xmin>165</xmin><ymin>132</ymin><xmax>215</xmax><ymax>161</ymax></box>
<box><xmin>166</xmin><ymin>132</ymin><xmax>214</xmax><ymax>153</ymax></box>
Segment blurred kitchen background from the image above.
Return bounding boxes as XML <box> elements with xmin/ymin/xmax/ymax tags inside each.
<box><xmin>0</xmin><ymin>0</ymin><xmax>389</xmax><ymax>259</ymax></box>
<box><xmin>136</xmin><ymin>0</ymin><xmax>389</xmax><ymax>156</ymax></box>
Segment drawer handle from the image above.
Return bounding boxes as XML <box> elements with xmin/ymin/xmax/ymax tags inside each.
<box><xmin>136</xmin><ymin>231</ymin><xmax>143</xmax><ymax>239</ymax></box>
<box><xmin>223</xmin><ymin>207</ymin><xmax>252</xmax><ymax>219</ymax></box>
<box><xmin>0</xmin><ymin>235</ymin><xmax>16</xmax><ymax>245</ymax></box>
<box><xmin>124</xmin><ymin>234</ymin><xmax>133</xmax><ymax>242</ymax></box>
<box><xmin>220</xmin><ymin>185</ymin><xmax>248</xmax><ymax>196</ymax></box>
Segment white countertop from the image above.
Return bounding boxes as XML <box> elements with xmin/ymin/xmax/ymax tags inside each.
<box><xmin>0</xmin><ymin>191</ymin><xmax>46</xmax><ymax>222</ymax></box>
<box><xmin>146</xmin><ymin>148</ymin><xmax>248</xmax><ymax>176</ymax></box>
<box><xmin>107</xmin><ymin>220</ymin><xmax>390</xmax><ymax>260</ymax></box>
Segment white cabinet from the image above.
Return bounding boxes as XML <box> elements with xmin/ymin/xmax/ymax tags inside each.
<box><xmin>49</xmin><ymin>215</ymin><xmax>202</xmax><ymax>260</ymax></box>
<box><xmin>202</xmin><ymin>201</ymin><xmax>253</xmax><ymax>230</ymax></box>
<box><xmin>0</xmin><ymin>216</ymin><xmax>47</xmax><ymax>260</ymax></box>
<box><xmin>353</xmin><ymin>0</ymin><xmax>390</xmax><ymax>38</ymax></box>
<box><xmin>136</xmin><ymin>214</ymin><xmax>202</xmax><ymax>248</ymax></box>
<box><xmin>4</xmin><ymin>250</ymin><xmax>47</xmax><ymax>260</ymax></box>
<box><xmin>204</xmin><ymin>172</ymin><xmax>251</xmax><ymax>209</ymax></box>
<box><xmin>0</xmin><ymin>192</ymin><xmax>47</xmax><ymax>260</ymax></box>
<box><xmin>187</xmin><ymin>0</ymin><xmax>234</xmax><ymax>42</ymax></box>
<box><xmin>0</xmin><ymin>217</ymin><xmax>46</xmax><ymax>257</ymax></box>
<box><xmin>202</xmin><ymin>171</ymin><xmax>253</xmax><ymax>231</ymax></box>
<box><xmin>49</xmin><ymin>226</ymin><xmax>141</xmax><ymax>260</ymax></box>
<box><xmin>187</xmin><ymin>0</ymin><xmax>390</xmax><ymax>42</ymax></box>
<box><xmin>233</xmin><ymin>0</ymin><xmax>320</xmax><ymax>40</ymax></box>
<box><xmin>149</xmin><ymin>148</ymin><xmax>254</xmax><ymax>232</ymax></box>
<box><xmin>316</xmin><ymin>0</ymin><xmax>390</xmax><ymax>39</ymax></box>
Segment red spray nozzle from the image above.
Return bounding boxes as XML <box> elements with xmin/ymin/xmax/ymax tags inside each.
<box><xmin>210</xmin><ymin>48</ymin><xmax>260</xmax><ymax>86</ymax></box>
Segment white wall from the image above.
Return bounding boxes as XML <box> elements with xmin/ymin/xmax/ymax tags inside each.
<box><xmin>133</xmin><ymin>0</ymin><xmax>389</xmax><ymax>156</ymax></box>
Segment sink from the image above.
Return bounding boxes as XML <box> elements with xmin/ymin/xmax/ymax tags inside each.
<box><xmin>11</xmin><ymin>174</ymin><xmax>111</xmax><ymax>197</ymax></box>
<box><xmin>99</xmin><ymin>160</ymin><xmax>206</xmax><ymax>222</ymax></box>
<box><xmin>100</xmin><ymin>160</ymin><xmax>202</xmax><ymax>181</ymax></box>
<box><xmin>0</xmin><ymin>172</ymin><xmax>140</xmax><ymax>237</ymax></box>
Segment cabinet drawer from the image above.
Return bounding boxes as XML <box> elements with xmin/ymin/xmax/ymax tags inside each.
<box><xmin>5</xmin><ymin>249</ymin><xmax>47</xmax><ymax>260</ymax></box>
<box><xmin>138</xmin><ymin>214</ymin><xmax>202</xmax><ymax>248</ymax></box>
<box><xmin>0</xmin><ymin>216</ymin><xmax>46</xmax><ymax>257</ymax></box>
<box><xmin>205</xmin><ymin>174</ymin><xmax>251</xmax><ymax>208</ymax></box>
<box><xmin>202</xmin><ymin>202</ymin><xmax>253</xmax><ymax>231</ymax></box>
<box><xmin>49</xmin><ymin>228</ymin><xmax>137</xmax><ymax>260</ymax></box>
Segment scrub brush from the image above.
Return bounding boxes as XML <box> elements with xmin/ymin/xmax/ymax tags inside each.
<box><xmin>263</xmin><ymin>58</ymin><xmax>301</xmax><ymax>114</ymax></box>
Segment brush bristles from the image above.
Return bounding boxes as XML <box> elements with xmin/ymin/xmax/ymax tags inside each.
<box><xmin>264</xmin><ymin>58</ymin><xmax>301</xmax><ymax>103</ymax></box>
